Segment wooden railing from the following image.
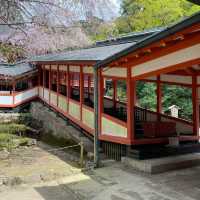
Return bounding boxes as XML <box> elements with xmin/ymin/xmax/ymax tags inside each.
<box><xmin>134</xmin><ymin>106</ymin><xmax>193</xmax><ymax>126</ymax></box>
<box><xmin>134</xmin><ymin>106</ymin><xmax>147</xmax><ymax>122</ymax></box>
<box><xmin>134</xmin><ymin>106</ymin><xmax>193</xmax><ymax>138</ymax></box>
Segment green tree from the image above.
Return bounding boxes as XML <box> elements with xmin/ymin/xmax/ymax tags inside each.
<box><xmin>136</xmin><ymin>81</ymin><xmax>157</xmax><ymax>111</ymax></box>
<box><xmin>162</xmin><ymin>85</ymin><xmax>192</xmax><ymax>120</ymax></box>
<box><xmin>116</xmin><ymin>0</ymin><xmax>200</xmax><ymax>33</ymax></box>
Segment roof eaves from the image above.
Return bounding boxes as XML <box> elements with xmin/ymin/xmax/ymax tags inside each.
<box><xmin>95</xmin><ymin>11</ymin><xmax>200</xmax><ymax>69</ymax></box>
<box><xmin>14</xmin><ymin>69</ymin><xmax>38</xmax><ymax>80</ymax></box>
<box><xmin>34</xmin><ymin>59</ymin><xmax>99</xmax><ymax>63</ymax></box>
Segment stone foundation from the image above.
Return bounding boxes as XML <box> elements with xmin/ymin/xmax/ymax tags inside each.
<box><xmin>30</xmin><ymin>101</ymin><xmax>93</xmax><ymax>153</ymax></box>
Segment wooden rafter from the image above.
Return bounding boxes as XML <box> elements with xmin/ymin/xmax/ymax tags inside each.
<box><xmin>109</xmin><ymin>23</ymin><xmax>200</xmax><ymax>68</ymax></box>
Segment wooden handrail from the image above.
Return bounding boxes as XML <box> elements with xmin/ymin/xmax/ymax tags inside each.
<box><xmin>134</xmin><ymin>106</ymin><xmax>193</xmax><ymax>126</ymax></box>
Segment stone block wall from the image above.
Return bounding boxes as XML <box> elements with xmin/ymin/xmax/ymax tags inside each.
<box><xmin>30</xmin><ymin>101</ymin><xmax>93</xmax><ymax>153</ymax></box>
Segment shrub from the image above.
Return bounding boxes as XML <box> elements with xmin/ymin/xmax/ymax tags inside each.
<box><xmin>0</xmin><ymin>123</ymin><xmax>29</xmax><ymax>135</ymax></box>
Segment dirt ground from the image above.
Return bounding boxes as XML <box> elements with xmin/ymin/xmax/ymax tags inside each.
<box><xmin>1</xmin><ymin>143</ymin><xmax>200</xmax><ymax>200</ymax></box>
<box><xmin>0</xmin><ymin>142</ymin><xmax>81</xmax><ymax>185</ymax></box>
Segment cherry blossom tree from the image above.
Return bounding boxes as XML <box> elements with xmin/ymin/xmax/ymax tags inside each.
<box><xmin>0</xmin><ymin>0</ymin><xmax>117</xmax><ymax>61</ymax></box>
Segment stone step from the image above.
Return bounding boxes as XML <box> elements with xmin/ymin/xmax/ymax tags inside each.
<box><xmin>122</xmin><ymin>153</ymin><xmax>200</xmax><ymax>174</ymax></box>
<box><xmin>128</xmin><ymin>143</ymin><xmax>200</xmax><ymax>160</ymax></box>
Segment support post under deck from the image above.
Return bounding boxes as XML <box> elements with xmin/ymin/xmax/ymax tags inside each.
<box><xmin>192</xmin><ymin>74</ymin><xmax>199</xmax><ymax>137</ymax></box>
<box><xmin>94</xmin><ymin>67</ymin><xmax>100</xmax><ymax>167</ymax></box>
<box><xmin>157</xmin><ymin>75</ymin><xmax>162</xmax><ymax>121</ymax></box>
<box><xmin>127</xmin><ymin>67</ymin><xmax>135</xmax><ymax>143</ymax></box>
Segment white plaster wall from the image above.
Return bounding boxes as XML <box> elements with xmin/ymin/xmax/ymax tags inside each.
<box><xmin>0</xmin><ymin>96</ymin><xmax>13</xmax><ymax>105</ymax></box>
<box><xmin>132</xmin><ymin>44</ymin><xmax>200</xmax><ymax>77</ymax></box>
<box><xmin>14</xmin><ymin>88</ymin><xmax>38</xmax><ymax>105</ymax></box>
<box><xmin>83</xmin><ymin>66</ymin><xmax>93</xmax><ymax>74</ymax></box>
<box><xmin>103</xmin><ymin>67</ymin><xmax>127</xmax><ymax>78</ymax></box>
<box><xmin>0</xmin><ymin>91</ymin><xmax>11</xmax><ymax>94</ymax></box>
<box><xmin>59</xmin><ymin>65</ymin><xmax>68</xmax><ymax>72</ymax></box>
<box><xmin>51</xmin><ymin>65</ymin><xmax>58</xmax><ymax>70</ymax></box>
<box><xmin>102</xmin><ymin>116</ymin><xmax>127</xmax><ymax>138</ymax></box>
<box><xmin>44</xmin><ymin>88</ymin><xmax>49</xmax><ymax>102</ymax></box>
<box><xmin>161</xmin><ymin>74</ymin><xmax>192</xmax><ymax>85</ymax></box>
<box><xmin>39</xmin><ymin>87</ymin><xmax>43</xmax><ymax>98</ymax></box>
<box><xmin>50</xmin><ymin>92</ymin><xmax>58</xmax><ymax>106</ymax></box>
<box><xmin>45</xmin><ymin>65</ymin><xmax>50</xmax><ymax>70</ymax></box>
<box><xmin>69</xmin><ymin>66</ymin><xmax>80</xmax><ymax>72</ymax></box>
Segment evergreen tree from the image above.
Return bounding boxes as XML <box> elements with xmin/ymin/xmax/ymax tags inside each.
<box><xmin>116</xmin><ymin>0</ymin><xmax>200</xmax><ymax>33</ymax></box>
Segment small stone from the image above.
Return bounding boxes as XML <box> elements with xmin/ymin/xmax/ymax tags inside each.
<box><xmin>0</xmin><ymin>179</ymin><xmax>4</xmax><ymax>186</ymax></box>
<box><xmin>0</xmin><ymin>149</ymin><xmax>10</xmax><ymax>160</ymax></box>
<box><xmin>85</xmin><ymin>161</ymin><xmax>95</xmax><ymax>170</ymax></box>
<box><xmin>27</xmin><ymin>139</ymin><xmax>37</xmax><ymax>146</ymax></box>
<box><xmin>3</xmin><ymin>177</ymin><xmax>23</xmax><ymax>186</ymax></box>
<box><xmin>87</xmin><ymin>152</ymin><xmax>94</xmax><ymax>160</ymax></box>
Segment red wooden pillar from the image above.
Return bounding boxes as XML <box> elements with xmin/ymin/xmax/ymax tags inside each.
<box><xmin>12</xmin><ymin>80</ymin><xmax>16</xmax><ymax>105</ymax></box>
<box><xmin>80</xmin><ymin>66</ymin><xmax>84</xmax><ymax>121</ymax></box>
<box><xmin>38</xmin><ymin>66</ymin><xmax>41</xmax><ymax>86</ymax></box>
<box><xmin>88</xmin><ymin>75</ymin><xmax>91</xmax><ymax>100</ymax></box>
<box><xmin>37</xmin><ymin>66</ymin><xmax>40</xmax><ymax>96</ymax></box>
<box><xmin>98</xmin><ymin>69</ymin><xmax>104</xmax><ymax>135</ymax></box>
<box><xmin>157</xmin><ymin>75</ymin><xmax>162</xmax><ymax>121</ymax></box>
<box><xmin>127</xmin><ymin>67</ymin><xmax>135</xmax><ymax>142</ymax></box>
<box><xmin>49</xmin><ymin>65</ymin><xmax>51</xmax><ymax>104</ymax></box>
<box><xmin>57</xmin><ymin>65</ymin><xmax>59</xmax><ymax>106</ymax></box>
<box><xmin>42</xmin><ymin>66</ymin><xmax>45</xmax><ymax>98</ymax></box>
<box><xmin>113</xmin><ymin>79</ymin><xmax>117</xmax><ymax>110</ymax></box>
<box><xmin>192</xmin><ymin>74</ymin><xmax>199</xmax><ymax>137</ymax></box>
<box><xmin>12</xmin><ymin>80</ymin><xmax>15</xmax><ymax>94</ymax></box>
<box><xmin>67</xmin><ymin>65</ymin><xmax>70</xmax><ymax>113</ymax></box>
<box><xmin>65</xmin><ymin>70</ymin><xmax>68</xmax><ymax>112</ymax></box>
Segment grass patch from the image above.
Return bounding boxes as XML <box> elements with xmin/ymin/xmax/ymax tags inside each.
<box><xmin>0</xmin><ymin>133</ymin><xmax>30</xmax><ymax>151</ymax></box>
<box><xmin>0</xmin><ymin>123</ymin><xmax>29</xmax><ymax>135</ymax></box>
<box><xmin>0</xmin><ymin>122</ymin><xmax>31</xmax><ymax>151</ymax></box>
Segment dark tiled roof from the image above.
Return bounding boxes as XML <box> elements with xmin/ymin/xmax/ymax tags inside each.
<box><xmin>0</xmin><ymin>62</ymin><xmax>36</xmax><ymax>77</ymax></box>
<box><xmin>95</xmin><ymin>28</ymin><xmax>163</xmax><ymax>46</ymax></box>
<box><xmin>95</xmin><ymin>11</ymin><xmax>200</xmax><ymax>68</ymax></box>
<box><xmin>31</xmin><ymin>42</ymin><xmax>137</xmax><ymax>62</ymax></box>
<box><xmin>31</xmin><ymin>28</ymin><xmax>160</xmax><ymax>63</ymax></box>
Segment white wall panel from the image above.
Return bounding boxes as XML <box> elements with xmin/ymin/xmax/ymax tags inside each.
<box><xmin>69</xmin><ymin>66</ymin><xmax>80</xmax><ymax>72</ymax></box>
<box><xmin>132</xmin><ymin>44</ymin><xmax>200</xmax><ymax>78</ymax></box>
<box><xmin>15</xmin><ymin>88</ymin><xmax>38</xmax><ymax>105</ymax></box>
<box><xmin>83</xmin><ymin>66</ymin><xmax>93</xmax><ymax>74</ymax></box>
<box><xmin>103</xmin><ymin>67</ymin><xmax>127</xmax><ymax>77</ymax></box>
<box><xmin>51</xmin><ymin>65</ymin><xmax>58</xmax><ymax>70</ymax></box>
<box><xmin>45</xmin><ymin>65</ymin><xmax>50</xmax><ymax>70</ymax></box>
<box><xmin>0</xmin><ymin>96</ymin><xmax>13</xmax><ymax>105</ymax></box>
<box><xmin>59</xmin><ymin>65</ymin><xmax>68</xmax><ymax>71</ymax></box>
<box><xmin>39</xmin><ymin>87</ymin><xmax>43</xmax><ymax>98</ymax></box>
<box><xmin>161</xmin><ymin>74</ymin><xmax>192</xmax><ymax>85</ymax></box>
<box><xmin>44</xmin><ymin>88</ymin><xmax>49</xmax><ymax>102</ymax></box>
